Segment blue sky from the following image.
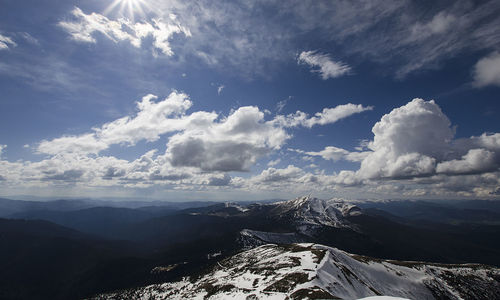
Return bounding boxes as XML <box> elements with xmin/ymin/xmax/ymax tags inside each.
<box><xmin>0</xmin><ymin>0</ymin><xmax>500</xmax><ymax>201</ymax></box>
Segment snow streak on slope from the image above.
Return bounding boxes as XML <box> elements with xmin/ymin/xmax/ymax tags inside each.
<box><xmin>98</xmin><ymin>243</ymin><xmax>500</xmax><ymax>300</ymax></box>
<box><xmin>238</xmin><ymin>229</ymin><xmax>305</xmax><ymax>249</ymax></box>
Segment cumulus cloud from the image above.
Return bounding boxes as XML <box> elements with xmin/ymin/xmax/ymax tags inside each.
<box><xmin>37</xmin><ymin>92</ymin><xmax>194</xmax><ymax>155</ymax></box>
<box><xmin>59</xmin><ymin>7</ymin><xmax>191</xmax><ymax>56</ymax></box>
<box><xmin>241</xmin><ymin>165</ymin><xmax>363</xmax><ymax>193</ymax></box>
<box><xmin>96</xmin><ymin>93</ymin><xmax>194</xmax><ymax>146</ymax></box>
<box><xmin>207</xmin><ymin>174</ymin><xmax>232</xmax><ymax>186</ymax></box>
<box><xmin>273</xmin><ymin>103</ymin><xmax>373</xmax><ymax>128</ymax></box>
<box><xmin>165</xmin><ymin>106</ymin><xmax>289</xmax><ymax>172</ymax></box>
<box><xmin>281</xmin><ymin>98</ymin><xmax>500</xmax><ymax>198</ymax></box>
<box><xmin>472</xmin><ymin>52</ymin><xmax>500</xmax><ymax>87</ymax></box>
<box><xmin>3</xmin><ymin>91</ymin><xmax>499</xmax><ymax>199</ymax></box>
<box><xmin>0</xmin><ymin>33</ymin><xmax>16</xmax><ymax>50</ymax></box>
<box><xmin>436</xmin><ymin>148</ymin><xmax>497</xmax><ymax>175</ymax></box>
<box><xmin>31</xmin><ymin>90</ymin><xmax>369</xmax><ymax>187</ymax></box>
<box><xmin>358</xmin><ymin>98</ymin><xmax>453</xmax><ymax>179</ymax></box>
<box><xmin>252</xmin><ymin>165</ymin><xmax>305</xmax><ymax>183</ymax></box>
<box><xmin>38</xmin><ymin>134</ymin><xmax>108</xmax><ymax>155</ymax></box>
<box><xmin>298</xmin><ymin>51</ymin><xmax>351</xmax><ymax>79</ymax></box>
<box><xmin>348</xmin><ymin>98</ymin><xmax>500</xmax><ymax>184</ymax></box>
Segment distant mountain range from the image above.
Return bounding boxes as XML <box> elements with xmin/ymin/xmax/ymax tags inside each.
<box><xmin>1</xmin><ymin>196</ymin><xmax>500</xmax><ymax>299</ymax></box>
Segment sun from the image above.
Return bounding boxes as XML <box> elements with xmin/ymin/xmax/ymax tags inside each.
<box><xmin>103</xmin><ymin>0</ymin><xmax>151</xmax><ymax>21</ymax></box>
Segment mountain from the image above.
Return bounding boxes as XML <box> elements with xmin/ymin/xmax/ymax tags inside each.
<box><xmin>3</xmin><ymin>196</ymin><xmax>500</xmax><ymax>299</ymax></box>
<box><xmin>9</xmin><ymin>207</ymin><xmax>168</xmax><ymax>239</ymax></box>
<box><xmin>183</xmin><ymin>196</ymin><xmax>361</xmax><ymax>233</ymax></box>
<box><xmin>182</xmin><ymin>196</ymin><xmax>500</xmax><ymax>266</ymax></box>
<box><xmin>0</xmin><ymin>218</ymin><xmax>144</xmax><ymax>300</ymax></box>
<box><xmin>98</xmin><ymin>243</ymin><xmax>500</xmax><ymax>300</ymax></box>
<box><xmin>0</xmin><ymin>197</ymin><xmax>220</xmax><ymax>218</ymax></box>
<box><xmin>0</xmin><ymin>198</ymin><xmax>96</xmax><ymax>217</ymax></box>
<box><xmin>357</xmin><ymin>199</ymin><xmax>500</xmax><ymax>225</ymax></box>
<box><xmin>265</xmin><ymin>196</ymin><xmax>361</xmax><ymax>235</ymax></box>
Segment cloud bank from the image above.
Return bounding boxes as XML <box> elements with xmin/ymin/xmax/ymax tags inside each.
<box><xmin>0</xmin><ymin>92</ymin><xmax>372</xmax><ymax>195</ymax></box>
<box><xmin>1</xmin><ymin>94</ymin><xmax>499</xmax><ymax>198</ymax></box>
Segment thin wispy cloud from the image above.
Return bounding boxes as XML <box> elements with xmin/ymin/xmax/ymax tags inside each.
<box><xmin>217</xmin><ymin>85</ymin><xmax>224</xmax><ymax>95</ymax></box>
<box><xmin>298</xmin><ymin>51</ymin><xmax>351</xmax><ymax>79</ymax></box>
<box><xmin>276</xmin><ymin>96</ymin><xmax>291</xmax><ymax>113</ymax></box>
<box><xmin>273</xmin><ymin>103</ymin><xmax>373</xmax><ymax>128</ymax></box>
<box><xmin>150</xmin><ymin>0</ymin><xmax>500</xmax><ymax>78</ymax></box>
<box><xmin>0</xmin><ymin>33</ymin><xmax>16</xmax><ymax>50</ymax></box>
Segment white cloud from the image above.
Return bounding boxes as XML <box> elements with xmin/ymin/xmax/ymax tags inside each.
<box><xmin>300</xmin><ymin>146</ymin><xmax>370</xmax><ymax>162</ymax></box>
<box><xmin>252</xmin><ymin>165</ymin><xmax>305</xmax><ymax>183</ymax></box>
<box><xmin>473</xmin><ymin>52</ymin><xmax>500</xmax><ymax>87</ymax></box>
<box><xmin>241</xmin><ymin>165</ymin><xmax>364</xmax><ymax>193</ymax></box>
<box><xmin>37</xmin><ymin>92</ymin><xmax>194</xmax><ymax>155</ymax></box>
<box><xmin>59</xmin><ymin>7</ymin><xmax>191</xmax><ymax>56</ymax></box>
<box><xmin>267</xmin><ymin>158</ymin><xmax>281</xmax><ymax>167</ymax></box>
<box><xmin>305</xmin><ymin>104</ymin><xmax>373</xmax><ymax>127</ymax></box>
<box><xmin>51</xmin><ymin>1</ymin><xmax>499</xmax><ymax>79</ymax></box>
<box><xmin>96</xmin><ymin>93</ymin><xmax>193</xmax><ymax>146</ymax></box>
<box><xmin>3</xmin><ymin>91</ymin><xmax>500</xmax><ymax>199</ymax></box>
<box><xmin>206</xmin><ymin>174</ymin><xmax>232</xmax><ymax>186</ymax></box>
<box><xmin>34</xmin><ymin>91</ymin><xmax>370</xmax><ymax>181</ymax></box>
<box><xmin>436</xmin><ymin>148</ymin><xmax>497</xmax><ymax>175</ymax></box>
<box><xmin>273</xmin><ymin>103</ymin><xmax>373</xmax><ymax>128</ymax></box>
<box><xmin>358</xmin><ymin>98</ymin><xmax>453</xmax><ymax>179</ymax></box>
<box><xmin>0</xmin><ymin>33</ymin><xmax>16</xmax><ymax>50</ymax></box>
<box><xmin>298</xmin><ymin>51</ymin><xmax>351</xmax><ymax>79</ymax></box>
<box><xmin>347</xmin><ymin>98</ymin><xmax>500</xmax><ymax>185</ymax></box>
<box><xmin>164</xmin><ymin>106</ymin><xmax>289</xmax><ymax>172</ymax></box>
<box><xmin>38</xmin><ymin>134</ymin><xmax>108</xmax><ymax>155</ymax></box>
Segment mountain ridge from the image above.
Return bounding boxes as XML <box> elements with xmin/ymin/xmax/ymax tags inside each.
<box><xmin>98</xmin><ymin>243</ymin><xmax>500</xmax><ymax>300</ymax></box>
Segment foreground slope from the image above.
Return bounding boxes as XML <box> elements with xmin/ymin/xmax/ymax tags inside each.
<box><xmin>98</xmin><ymin>243</ymin><xmax>500</xmax><ymax>300</ymax></box>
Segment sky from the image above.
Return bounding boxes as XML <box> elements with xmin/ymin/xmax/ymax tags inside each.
<box><xmin>0</xmin><ymin>0</ymin><xmax>500</xmax><ymax>201</ymax></box>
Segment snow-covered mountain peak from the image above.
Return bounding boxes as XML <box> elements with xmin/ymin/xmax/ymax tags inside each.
<box><xmin>275</xmin><ymin>196</ymin><xmax>361</xmax><ymax>217</ymax></box>
<box><xmin>270</xmin><ymin>196</ymin><xmax>361</xmax><ymax>234</ymax></box>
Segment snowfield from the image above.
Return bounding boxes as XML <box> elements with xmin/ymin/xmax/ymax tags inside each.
<box><xmin>97</xmin><ymin>243</ymin><xmax>500</xmax><ymax>300</ymax></box>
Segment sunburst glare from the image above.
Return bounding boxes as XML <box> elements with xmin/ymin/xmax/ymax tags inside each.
<box><xmin>103</xmin><ymin>0</ymin><xmax>151</xmax><ymax>20</ymax></box>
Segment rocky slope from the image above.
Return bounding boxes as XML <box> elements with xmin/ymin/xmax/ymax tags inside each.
<box><xmin>97</xmin><ymin>243</ymin><xmax>500</xmax><ymax>300</ymax></box>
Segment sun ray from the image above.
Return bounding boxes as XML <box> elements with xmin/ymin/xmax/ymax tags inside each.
<box><xmin>102</xmin><ymin>0</ymin><xmax>123</xmax><ymax>16</ymax></box>
<box><xmin>103</xmin><ymin>0</ymin><xmax>151</xmax><ymax>21</ymax></box>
